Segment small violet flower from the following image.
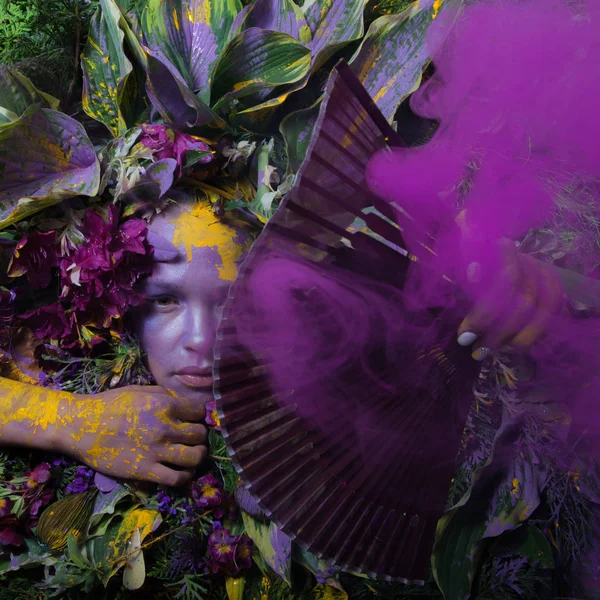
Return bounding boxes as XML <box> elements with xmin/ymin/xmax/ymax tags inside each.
<box><xmin>66</xmin><ymin>466</ymin><xmax>95</xmax><ymax>494</ymax></box>
<box><xmin>157</xmin><ymin>489</ymin><xmax>177</xmax><ymax>515</ymax></box>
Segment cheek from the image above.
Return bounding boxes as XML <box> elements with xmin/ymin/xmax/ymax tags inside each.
<box><xmin>134</xmin><ymin>310</ymin><xmax>182</xmax><ymax>376</ymax></box>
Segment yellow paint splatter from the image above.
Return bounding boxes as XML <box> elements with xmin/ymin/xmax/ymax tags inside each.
<box><xmin>170</xmin><ymin>202</ymin><xmax>251</xmax><ymax>281</ymax></box>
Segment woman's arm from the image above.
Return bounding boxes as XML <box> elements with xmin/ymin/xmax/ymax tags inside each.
<box><xmin>0</xmin><ymin>377</ymin><xmax>207</xmax><ymax>486</ymax></box>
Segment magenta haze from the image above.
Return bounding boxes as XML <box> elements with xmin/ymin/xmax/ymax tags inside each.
<box><xmin>366</xmin><ymin>1</ymin><xmax>600</xmax><ymax>437</ymax></box>
<box><xmin>227</xmin><ymin>0</ymin><xmax>600</xmax><ymax>517</ymax></box>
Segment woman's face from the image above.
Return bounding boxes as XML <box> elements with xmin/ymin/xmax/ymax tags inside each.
<box><xmin>135</xmin><ymin>202</ymin><xmax>252</xmax><ymax>403</ymax></box>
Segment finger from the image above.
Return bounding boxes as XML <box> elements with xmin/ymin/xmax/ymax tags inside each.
<box><xmin>475</xmin><ymin>267</ymin><xmax>540</xmax><ymax>351</ymax></box>
<box><xmin>507</xmin><ymin>260</ymin><xmax>564</xmax><ymax>348</ymax></box>
<box><xmin>157</xmin><ymin>444</ymin><xmax>207</xmax><ymax>468</ymax></box>
<box><xmin>172</xmin><ymin>396</ymin><xmax>206</xmax><ymax>422</ymax></box>
<box><xmin>458</xmin><ymin>243</ymin><xmax>524</xmax><ymax>339</ymax></box>
<box><xmin>169</xmin><ymin>422</ymin><xmax>208</xmax><ymax>445</ymax></box>
<box><xmin>147</xmin><ymin>464</ymin><xmax>195</xmax><ymax>487</ymax></box>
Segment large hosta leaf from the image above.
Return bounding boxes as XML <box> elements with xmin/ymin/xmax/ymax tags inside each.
<box><xmin>302</xmin><ymin>0</ymin><xmax>366</xmax><ymax>71</ymax></box>
<box><xmin>351</xmin><ymin>0</ymin><xmax>463</xmax><ymax>121</ymax></box>
<box><xmin>141</xmin><ymin>0</ymin><xmax>242</xmax><ymax>105</ymax></box>
<box><xmin>211</xmin><ymin>28</ymin><xmax>311</xmax><ymax>110</ymax></box>
<box><xmin>232</xmin><ymin>0</ymin><xmax>312</xmax><ymax>43</ymax></box>
<box><xmin>0</xmin><ymin>68</ymin><xmax>59</xmax><ymax>125</ymax></box>
<box><xmin>81</xmin><ymin>0</ymin><xmax>134</xmax><ymax>137</ymax></box>
<box><xmin>145</xmin><ymin>51</ymin><xmax>228</xmax><ymax>130</ymax></box>
<box><xmin>0</xmin><ymin>108</ymin><xmax>100</xmax><ymax>230</ymax></box>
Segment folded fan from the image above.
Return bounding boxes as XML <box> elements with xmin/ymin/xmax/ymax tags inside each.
<box><xmin>213</xmin><ymin>62</ymin><xmax>479</xmax><ymax>583</ymax></box>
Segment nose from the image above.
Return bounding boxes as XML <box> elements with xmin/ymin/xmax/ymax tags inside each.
<box><xmin>181</xmin><ymin>303</ymin><xmax>216</xmax><ymax>357</ymax></box>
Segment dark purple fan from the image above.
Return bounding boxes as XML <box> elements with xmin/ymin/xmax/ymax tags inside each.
<box><xmin>213</xmin><ymin>62</ymin><xmax>479</xmax><ymax>583</ymax></box>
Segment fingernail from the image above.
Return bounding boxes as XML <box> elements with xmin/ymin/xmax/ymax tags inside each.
<box><xmin>472</xmin><ymin>347</ymin><xmax>491</xmax><ymax>362</ymax></box>
<box><xmin>467</xmin><ymin>262</ymin><xmax>482</xmax><ymax>283</ymax></box>
<box><xmin>457</xmin><ymin>332</ymin><xmax>478</xmax><ymax>346</ymax></box>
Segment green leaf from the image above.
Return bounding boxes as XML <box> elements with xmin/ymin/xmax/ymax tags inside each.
<box><xmin>67</xmin><ymin>534</ymin><xmax>92</xmax><ymax>570</ymax></box>
<box><xmin>350</xmin><ymin>0</ymin><xmax>463</xmax><ymax>121</ymax></box>
<box><xmin>141</xmin><ymin>0</ymin><xmax>242</xmax><ymax>105</ymax></box>
<box><xmin>241</xmin><ymin>512</ymin><xmax>292</xmax><ymax>585</ymax></box>
<box><xmin>0</xmin><ymin>107</ymin><xmax>100</xmax><ymax>231</ymax></box>
<box><xmin>279</xmin><ymin>99</ymin><xmax>321</xmax><ymax>175</ymax></box>
<box><xmin>0</xmin><ymin>67</ymin><xmax>59</xmax><ymax>125</ymax></box>
<box><xmin>211</xmin><ymin>28</ymin><xmax>312</xmax><ymax>111</ymax></box>
<box><xmin>488</xmin><ymin>525</ymin><xmax>555</xmax><ymax>569</ymax></box>
<box><xmin>302</xmin><ymin>0</ymin><xmax>367</xmax><ymax>72</ymax></box>
<box><xmin>81</xmin><ymin>0</ymin><xmax>133</xmax><ymax>137</ymax></box>
<box><xmin>432</xmin><ymin>435</ymin><xmax>549</xmax><ymax>600</ymax></box>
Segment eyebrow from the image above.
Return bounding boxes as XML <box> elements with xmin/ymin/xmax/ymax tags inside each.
<box><xmin>140</xmin><ymin>280</ymin><xmax>181</xmax><ymax>295</ymax></box>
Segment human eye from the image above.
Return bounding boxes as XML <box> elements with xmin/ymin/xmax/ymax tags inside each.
<box><xmin>148</xmin><ymin>295</ymin><xmax>180</xmax><ymax>310</ymax></box>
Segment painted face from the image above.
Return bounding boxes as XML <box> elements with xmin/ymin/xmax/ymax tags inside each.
<box><xmin>134</xmin><ymin>201</ymin><xmax>252</xmax><ymax>403</ymax></box>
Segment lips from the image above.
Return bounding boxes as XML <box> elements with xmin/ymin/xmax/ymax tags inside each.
<box><xmin>175</xmin><ymin>366</ymin><xmax>213</xmax><ymax>389</ymax></box>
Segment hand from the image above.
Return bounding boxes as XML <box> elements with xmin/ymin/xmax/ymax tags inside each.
<box><xmin>457</xmin><ymin>240</ymin><xmax>564</xmax><ymax>360</ymax></box>
<box><xmin>57</xmin><ymin>385</ymin><xmax>207</xmax><ymax>486</ymax></box>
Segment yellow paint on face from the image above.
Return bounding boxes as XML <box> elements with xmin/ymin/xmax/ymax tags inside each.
<box><xmin>170</xmin><ymin>202</ymin><xmax>251</xmax><ymax>282</ymax></box>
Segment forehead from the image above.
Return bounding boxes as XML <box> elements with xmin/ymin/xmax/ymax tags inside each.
<box><xmin>148</xmin><ymin>201</ymin><xmax>252</xmax><ymax>282</ymax></box>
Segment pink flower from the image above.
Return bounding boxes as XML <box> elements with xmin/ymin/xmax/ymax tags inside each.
<box><xmin>190</xmin><ymin>474</ymin><xmax>224</xmax><ymax>509</ymax></box>
<box><xmin>205</xmin><ymin>400</ymin><xmax>221</xmax><ymax>431</ymax></box>
<box><xmin>8</xmin><ymin>231</ymin><xmax>58</xmax><ymax>289</ymax></box>
<box><xmin>140</xmin><ymin>124</ymin><xmax>212</xmax><ymax>176</ymax></box>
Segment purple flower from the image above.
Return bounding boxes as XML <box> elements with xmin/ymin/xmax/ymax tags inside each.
<box><xmin>20</xmin><ymin>303</ymin><xmax>74</xmax><ymax>346</ymax></box>
<box><xmin>157</xmin><ymin>489</ymin><xmax>177</xmax><ymax>515</ymax></box>
<box><xmin>8</xmin><ymin>231</ymin><xmax>58</xmax><ymax>289</ymax></box>
<box><xmin>190</xmin><ymin>474</ymin><xmax>225</xmax><ymax>510</ymax></box>
<box><xmin>66</xmin><ymin>466</ymin><xmax>95</xmax><ymax>494</ymax></box>
<box><xmin>206</xmin><ymin>525</ymin><xmax>253</xmax><ymax>576</ymax></box>
<box><xmin>140</xmin><ymin>124</ymin><xmax>213</xmax><ymax>176</ymax></box>
<box><xmin>20</xmin><ymin>206</ymin><xmax>154</xmax><ymax>349</ymax></box>
<box><xmin>0</xmin><ymin>499</ymin><xmax>13</xmax><ymax>518</ymax></box>
<box><xmin>0</xmin><ymin>527</ymin><xmax>23</xmax><ymax>547</ymax></box>
<box><xmin>25</xmin><ymin>462</ymin><xmax>51</xmax><ymax>488</ymax></box>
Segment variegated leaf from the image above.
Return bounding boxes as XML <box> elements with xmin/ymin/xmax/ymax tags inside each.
<box><xmin>0</xmin><ymin>108</ymin><xmax>100</xmax><ymax>230</ymax></box>
<box><xmin>241</xmin><ymin>512</ymin><xmax>292</xmax><ymax>584</ymax></box>
<box><xmin>351</xmin><ymin>0</ymin><xmax>463</xmax><ymax>121</ymax></box>
<box><xmin>145</xmin><ymin>51</ymin><xmax>228</xmax><ymax>130</ymax></box>
<box><xmin>140</xmin><ymin>0</ymin><xmax>242</xmax><ymax>105</ymax></box>
<box><xmin>0</xmin><ymin>68</ymin><xmax>59</xmax><ymax>125</ymax></box>
<box><xmin>81</xmin><ymin>0</ymin><xmax>134</xmax><ymax>137</ymax></box>
<box><xmin>233</xmin><ymin>0</ymin><xmax>312</xmax><ymax>43</ymax></box>
<box><xmin>302</xmin><ymin>0</ymin><xmax>367</xmax><ymax>71</ymax></box>
<box><xmin>211</xmin><ymin>28</ymin><xmax>311</xmax><ymax>111</ymax></box>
